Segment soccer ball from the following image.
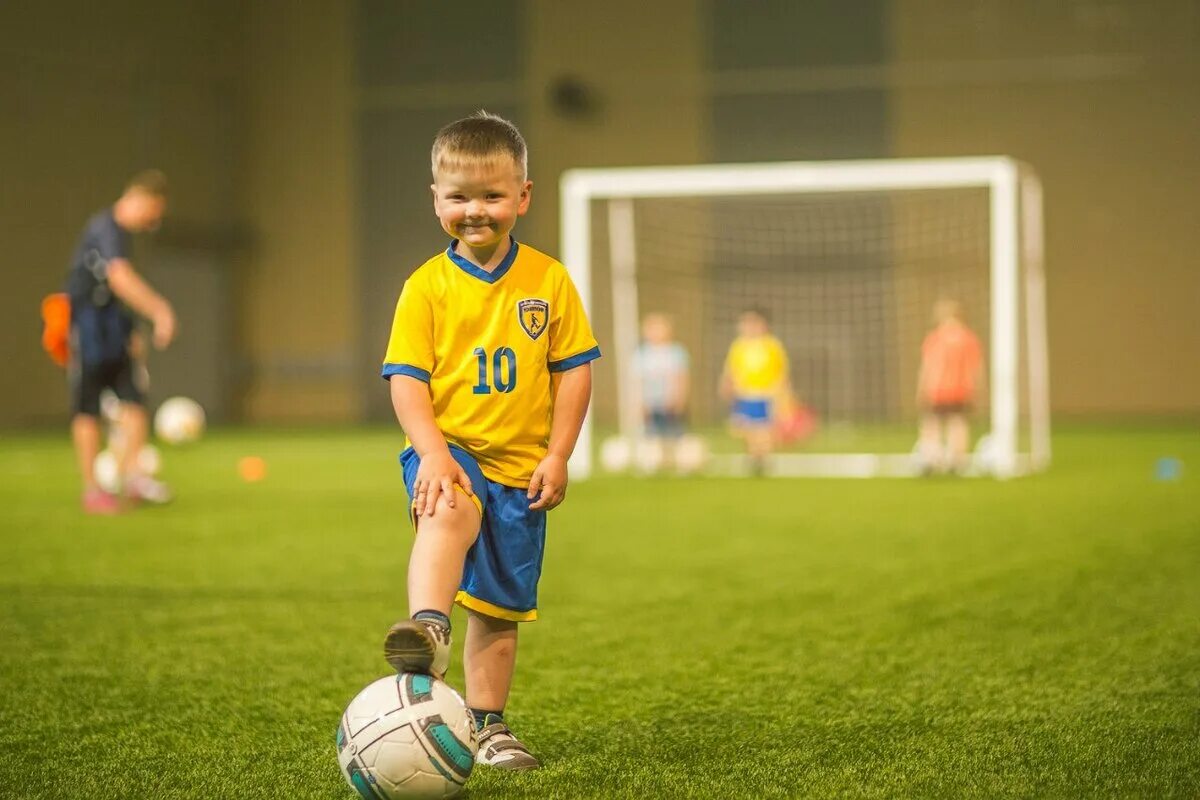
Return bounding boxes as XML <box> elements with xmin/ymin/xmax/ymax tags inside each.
<box><xmin>154</xmin><ymin>397</ymin><xmax>205</xmax><ymax>445</ymax></box>
<box><xmin>336</xmin><ymin>673</ymin><xmax>477</xmax><ymax>799</ymax></box>
<box><xmin>94</xmin><ymin>446</ymin><xmax>161</xmax><ymax>493</ymax></box>
<box><xmin>599</xmin><ymin>435</ymin><xmax>633</xmax><ymax>473</ymax></box>
<box><xmin>673</xmin><ymin>434</ymin><xmax>708</xmax><ymax>475</ymax></box>
<box><xmin>94</xmin><ymin>450</ymin><xmax>121</xmax><ymax>494</ymax></box>
<box><xmin>634</xmin><ymin>438</ymin><xmax>665</xmax><ymax>474</ymax></box>
<box><xmin>973</xmin><ymin>434</ymin><xmax>998</xmax><ymax>476</ymax></box>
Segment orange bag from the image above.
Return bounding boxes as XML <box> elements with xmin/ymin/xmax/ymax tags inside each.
<box><xmin>775</xmin><ymin>394</ymin><xmax>818</xmax><ymax>444</ymax></box>
<box><xmin>41</xmin><ymin>293</ymin><xmax>71</xmax><ymax>367</ymax></box>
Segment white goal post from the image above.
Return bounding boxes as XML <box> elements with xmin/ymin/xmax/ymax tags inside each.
<box><xmin>561</xmin><ymin>157</ymin><xmax>1049</xmax><ymax>479</ymax></box>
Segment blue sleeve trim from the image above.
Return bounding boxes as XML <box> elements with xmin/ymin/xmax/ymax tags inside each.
<box><xmin>548</xmin><ymin>345</ymin><xmax>601</xmax><ymax>373</ymax></box>
<box><xmin>381</xmin><ymin>363</ymin><xmax>431</xmax><ymax>382</ymax></box>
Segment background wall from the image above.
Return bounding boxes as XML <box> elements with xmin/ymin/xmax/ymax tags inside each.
<box><xmin>238</xmin><ymin>0</ymin><xmax>357</xmax><ymax>423</ymax></box>
<box><xmin>1</xmin><ymin>1</ymin><xmax>244</xmax><ymax>425</ymax></box>
<box><xmin>2</xmin><ymin>0</ymin><xmax>1197</xmax><ymax>427</ymax></box>
<box><xmin>889</xmin><ymin>0</ymin><xmax>1200</xmax><ymax>415</ymax></box>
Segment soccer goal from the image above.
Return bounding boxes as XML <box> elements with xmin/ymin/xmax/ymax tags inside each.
<box><xmin>561</xmin><ymin>158</ymin><xmax>1048</xmax><ymax>479</ymax></box>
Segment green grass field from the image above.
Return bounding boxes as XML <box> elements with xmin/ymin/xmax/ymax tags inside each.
<box><xmin>1</xmin><ymin>425</ymin><xmax>1198</xmax><ymax>799</ymax></box>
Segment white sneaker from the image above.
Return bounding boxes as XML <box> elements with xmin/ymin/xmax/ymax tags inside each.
<box><xmin>475</xmin><ymin>717</ymin><xmax>540</xmax><ymax>770</ymax></box>
<box><xmin>383</xmin><ymin>619</ymin><xmax>450</xmax><ymax>680</ymax></box>
<box><xmin>125</xmin><ymin>475</ymin><xmax>172</xmax><ymax>505</ymax></box>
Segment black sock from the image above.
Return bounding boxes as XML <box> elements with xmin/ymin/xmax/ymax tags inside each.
<box><xmin>412</xmin><ymin>609</ymin><xmax>450</xmax><ymax>630</ymax></box>
<box><xmin>471</xmin><ymin>707</ymin><xmax>503</xmax><ymax>729</ymax></box>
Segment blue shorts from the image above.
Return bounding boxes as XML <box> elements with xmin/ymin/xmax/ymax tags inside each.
<box><xmin>400</xmin><ymin>445</ymin><xmax>546</xmax><ymax>622</ymax></box>
<box><xmin>645</xmin><ymin>409</ymin><xmax>685</xmax><ymax>438</ymax></box>
<box><xmin>732</xmin><ymin>397</ymin><xmax>772</xmax><ymax>425</ymax></box>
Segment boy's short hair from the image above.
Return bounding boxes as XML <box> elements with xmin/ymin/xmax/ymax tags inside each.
<box><xmin>741</xmin><ymin>306</ymin><xmax>770</xmax><ymax>324</ymax></box>
<box><xmin>431</xmin><ymin>111</ymin><xmax>528</xmax><ymax>179</ymax></box>
<box><xmin>126</xmin><ymin>169</ymin><xmax>169</xmax><ymax>197</ymax></box>
<box><xmin>934</xmin><ymin>298</ymin><xmax>963</xmax><ymax>323</ymax></box>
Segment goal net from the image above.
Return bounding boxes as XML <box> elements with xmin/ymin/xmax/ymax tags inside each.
<box><xmin>560</xmin><ymin>158</ymin><xmax>1049</xmax><ymax>479</ymax></box>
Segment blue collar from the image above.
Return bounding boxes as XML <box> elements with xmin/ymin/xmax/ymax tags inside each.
<box><xmin>446</xmin><ymin>237</ymin><xmax>519</xmax><ymax>284</ymax></box>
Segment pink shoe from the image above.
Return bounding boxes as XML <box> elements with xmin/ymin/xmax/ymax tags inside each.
<box><xmin>83</xmin><ymin>489</ymin><xmax>122</xmax><ymax>515</ymax></box>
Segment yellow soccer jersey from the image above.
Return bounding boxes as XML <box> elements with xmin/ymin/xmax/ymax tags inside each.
<box><xmin>725</xmin><ymin>334</ymin><xmax>788</xmax><ymax>398</ymax></box>
<box><xmin>382</xmin><ymin>238</ymin><xmax>600</xmax><ymax>487</ymax></box>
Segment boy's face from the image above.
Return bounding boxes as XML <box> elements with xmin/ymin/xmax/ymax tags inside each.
<box><xmin>431</xmin><ymin>155</ymin><xmax>531</xmax><ymax>251</ymax></box>
<box><xmin>642</xmin><ymin>316</ymin><xmax>672</xmax><ymax>344</ymax></box>
<box><xmin>738</xmin><ymin>313</ymin><xmax>767</xmax><ymax>338</ymax></box>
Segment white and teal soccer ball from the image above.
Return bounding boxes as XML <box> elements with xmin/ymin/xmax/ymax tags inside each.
<box><xmin>154</xmin><ymin>397</ymin><xmax>205</xmax><ymax>445</ymax></box>
<box><xmin>337</xmin><ymin>673</ymin><xmax>476</xmax><ymax>800</ymax></box>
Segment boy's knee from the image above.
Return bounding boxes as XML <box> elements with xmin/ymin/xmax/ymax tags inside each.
<box><xmin>418</xmin><ymin>491</ymin><xmax>481</xmax><ymax>536</ymax></box>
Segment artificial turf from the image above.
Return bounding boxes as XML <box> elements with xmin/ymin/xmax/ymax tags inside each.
<box><xmin>1</xmin><ymin>425</ymin><xmax>1197</xmax><ymax>798</ymax></box>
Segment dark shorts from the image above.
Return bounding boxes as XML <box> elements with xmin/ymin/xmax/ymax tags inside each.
<box><xmin>645</xmin><ymin>409</ymin><xmax>685</xmax><ymax>438</ymax></box>
<box><xmin>68</xmin><ymin>355</ymin><xmax>145</xmax><ymax>417</ymax></box>
<box><xmin>400</xmin><ymin>445</ymin><xmax>546</xmax><ymax>622</ymax></box>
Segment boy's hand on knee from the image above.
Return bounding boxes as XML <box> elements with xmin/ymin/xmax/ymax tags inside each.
<box><xmin>527</xmin><ymin>454</ymin><xmax>567</xmax><ymax>510</ymax></box>
<box><xmin>415</xmin><ymin>450</ymin><xmax>473</xmax><ymax>517</ymax></box>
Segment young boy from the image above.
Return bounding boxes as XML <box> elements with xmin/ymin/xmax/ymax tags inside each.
<box><xmin>916</xmin><ymin>299</ymin><xmax>983</xmax><ymax>474</ymax></box>
<box><xmin>380</xmin><ymin>112</ymin><xmax>599</xmax><ymax>770</ymax></box>
<box><xmin>720</xmin><ymin>308</ymin><xmax>790</xmax><ymax>475</ymax></box>
<box><xmin>67</xmin><ymin>170</ymin><xmax>176</xmax><ymax>513</ymax></box>
<box><xmin>634</xmin><ymin>312</ymin><xmax>689</xmax><ymax>469</ymax></box>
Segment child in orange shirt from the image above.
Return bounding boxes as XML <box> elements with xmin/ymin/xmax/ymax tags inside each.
<box><xmin>917</xmin><ymin>299</ymin><xmax>982</xmax><ymax>474</ymax></box>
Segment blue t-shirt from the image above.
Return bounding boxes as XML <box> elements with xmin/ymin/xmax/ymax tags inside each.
<box><xmin>635</xmin><ymin>342</ymin><xmax>689</xmax><ymax>410</ymax></box>
<box><xmin>66</xmin><ymin>210</ymin><xmax>134</xmax><ymax>365</ymax></box>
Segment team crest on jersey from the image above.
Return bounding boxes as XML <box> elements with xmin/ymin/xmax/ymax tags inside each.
<box><xmin>517</xmin><ymin>298</ymin><xmax>549</xmax><ymax>341</ymax></box>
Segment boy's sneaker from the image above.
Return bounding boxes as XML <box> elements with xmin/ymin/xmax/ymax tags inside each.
<box><xmin>475</xmin><ymin>716</ymin><xmax>540</xmax><ymax>770</ymax></box>
<box><xmin>383</xmin><ymin>619</ymin><xmax>450</xmax><ymax>680</ymax></box>
<box><xmin>82</xmin><ymin>488</ymin><xmax>122</xmax><ymax>515</ymax></box>
<box><xmin>125</xmin><ymin>475</ymin><xmax>172</xmax><ymax>505</ymax></box>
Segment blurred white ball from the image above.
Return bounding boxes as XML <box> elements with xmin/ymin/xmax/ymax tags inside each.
<box><xmin>154</xmin><ymin>397</ymin><xmax>206</xmax><ymax>445</ymax></box>
<box><xmin>634</xmin><ymin>438</ymin><xmax>665</xmax><ymax>474</ymax></box>
<box><xmin>673</xmin><ymin>434</ymin><xmax>708</xmax><ymax>475</ymax></box>
<box><xmin>599</xmin><ymin>435</ymin><xmax>632</xmax><ymax>473</ymax></box>
<box><xmin>94</xmin><ymin>450</ymin><xmax>121</xmax><ymax>494</ymax></box>
<box><xmin>973</xmin><ymin>434</ymin><xmax>997</xmax><ymax>476</ymax></box>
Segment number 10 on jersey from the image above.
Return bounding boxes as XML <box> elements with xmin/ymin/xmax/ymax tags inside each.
<box><xmin>473</xmin><ymin>347</ymin><xmax>517</xmax><ymax>394</ymax></box>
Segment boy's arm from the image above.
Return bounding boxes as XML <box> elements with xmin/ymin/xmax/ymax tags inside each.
<box><xmin>390</xmin><ymin>375</ymin><xmax>473</xmax><ymax>515</ymax></box>
<box><xmin>719</xmin><ymin>348</ymin><xmax>734</xmax><ymax>401</ymax></box>
<box><xmin>669</xmin><ymin>347</ymin><xmax>690</xmax><ymax>412</ymax></box>
<box><xmin>527</xmin><ymin>363</ymin><xmax>592</xmax><ymax>511</ymax></box>
<box><xmin>915</xmin><ymin>360</ymin><xmax>929</xmax><ymax>404</ymax></box>
<box><xmin>106</xmin><ymin>259</ymin><xmax>176</xmax><ymax>349</ymax></box>
<box><xmin>671</xmin><ymin>367</ymin><xmax>690</xmax><ymax>413</ymax></box>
